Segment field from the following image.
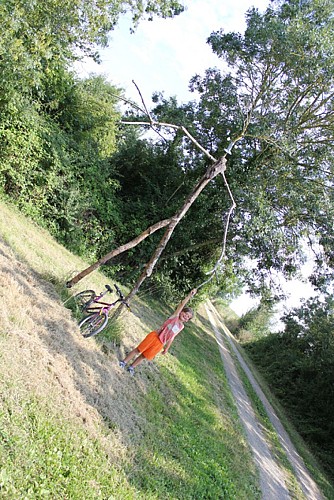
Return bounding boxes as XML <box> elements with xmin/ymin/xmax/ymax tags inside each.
<box><xmin>0</xmin><ymin>200</ymin><xmax>260</xmax><ymax>499</ymax></box>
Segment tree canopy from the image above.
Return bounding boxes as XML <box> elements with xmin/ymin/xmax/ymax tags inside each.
<box><xmin>1</xmin><ymin>0</ymin><xmax>334</xmax><ymax>300</ymax></box>
<box><xmin>0</xmin><ymin>0</ymin><xmax>184</xmax><ymax>266</ymax></box>
<box><xmin>178</xmin><ymin>0</ymin><xmax>334</xmax><ymax>295</ymax></box>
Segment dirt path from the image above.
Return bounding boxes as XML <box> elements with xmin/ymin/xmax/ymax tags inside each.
<box><xmin>205</xmin><ymin>301</ymin><xmax>324</xmax><ymax>500</ymax></box>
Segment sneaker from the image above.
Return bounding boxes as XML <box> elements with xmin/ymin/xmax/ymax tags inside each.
<box><xmin>119</xmin><ymin>360</ymin><xmax>126</xmax><ymax>369</ymax></box>
<box><xmin>127</xmin><ymin>366</ymin><xmax>135</xmax><ymax>376</ymax></box>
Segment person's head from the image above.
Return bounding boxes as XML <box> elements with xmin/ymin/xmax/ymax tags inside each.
<box><xmin>179</xmin><ymin>307</ymin><xmax>194</xmax><ymax>323</ymax></box>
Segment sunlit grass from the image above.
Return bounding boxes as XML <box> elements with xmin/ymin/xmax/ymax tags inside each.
<box><xmin>0</xmin><ymin>388</ymin><xmax>137</xmax><ymax>499</ymax></box>
<box><xmin>0</xmin><ymin>203</ymin><xmax>334</xmax><ymax>500</ymax></box>
<box><xmin>0</xmin><ymin>198</ymin><xmax>260</xmax><ymax>498</ymax></box>
<box><xmin>0</xmin><ymin>198</ymin><xmax>328</xmax><ymax>498</ymax></box>
<box><xmin>128</xmin><ymin>312</ymin><xmax>261</xmax><ymax>499</ymax></box>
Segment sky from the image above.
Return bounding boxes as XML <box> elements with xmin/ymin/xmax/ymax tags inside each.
<box><xmin>231</xmin><ymin>259</ymin><xmax>316</xmax><ymax>328</ymax></box>
<box><xmin>75</xmin><ymin>0</ymin><xmax>318</xmax><ymax>320</ymax></box>
<box><xmin>75</xmin><ymin>0</ymin><xmax>270</xmax><ymax>104</ymax></box>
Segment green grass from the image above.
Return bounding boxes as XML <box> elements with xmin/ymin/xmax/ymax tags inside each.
<box><xmin>0</xmin><ymin>387</ymin><xmax>136</xmax><ymax>499</ymax></box>
<box><xmin>1</xmin><ymin>198</ymin><xmax>331</xmax><ymax>499</ymax></box>
<box><xmin>0</xmin><ymin>197</ymin><xmax>334</xmax><ymax>500</ymax></box>
<box><xmin>128</xmin><ymin>321</ymin><xmax>261</xmax><ymax>499</ymax></box>
<box><xmin>213</xmin><ymin>298</ymin><xmax>240</xmax><ymax>334</ymax></box>
<box><xmin>0</xmin><ymin>198</ymin><xmax>260</xmax><ymax>499</ymax></box>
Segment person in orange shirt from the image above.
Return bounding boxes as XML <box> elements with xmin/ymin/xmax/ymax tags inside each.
<box><xmin>119</xmin><ymin>288</ymin><xmax>197</xmax><ymax>375</ymax></box>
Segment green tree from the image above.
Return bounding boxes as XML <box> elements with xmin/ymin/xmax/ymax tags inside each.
<box><xmin>245</xmin><ymin>295</ymin><xmax>334</xmax><ymax>478</ymax></box>
<box><xmin>0</xmin><ymin>0</ymin><xmax>190</xmax><ymax>290</ymax></box>
<box><xmin>71</xmin><ymin>0</ymin><xmax>334</xmax><ymax>299</ymax></box>
<box><xmin>182</xmin><ymin>0</ymin><xmax>334</xmax><ymax>294</ymax></box>
<box><xmin>0</xmin><ymin>74</ymin><xmax>122</xmax><ymax>257</ymax></box>
<box><xmin>105</xmin><ymin>133</ymin><xmax>234</xmax><ymax>296</ymax></box>
<box><xmin>0</xmin><ymin>0</ymin><xmax>183</xmax><ymax>106</ymax></box>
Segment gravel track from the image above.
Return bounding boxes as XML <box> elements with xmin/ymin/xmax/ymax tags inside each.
<box><xmin>205</xmin><ymin>301</ymin><xmax>323</xmax><ymax>500</ymax></box>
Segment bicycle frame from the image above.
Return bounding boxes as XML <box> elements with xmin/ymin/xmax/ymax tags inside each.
<box><xmin>85</xmin><ymin>285</ymin><xmax>129</xmax><ymax>316</ymax></box>
<box><xmin>85</xmin><ymin>298</ymin><xmax>122</xmax><ymax>315</ymax></box>
<box><xmin>77</xmin><ymin>284</ymin><xmax>130</xmax><ymax>338</ymax></box>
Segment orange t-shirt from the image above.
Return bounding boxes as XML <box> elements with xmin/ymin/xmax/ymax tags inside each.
<box><xmin>158</xmin><ymin>316</ymin><xmax>184</xmax><ymax>344</ymax></box>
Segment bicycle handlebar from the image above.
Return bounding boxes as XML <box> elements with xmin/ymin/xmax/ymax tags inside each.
<box><xmin>114</xmin><ymin>284</ymin><xmax>132</xmax><ymax>310</ymax></box>
<box><xmin>114</xmin><ymin>283</ymin><xmax>124</xmax><ymax>300</ymax></box>
<box><xmin>104</xmin><ymin>284</ymin><xmax>130</xmax><ymax>310</ymax></box>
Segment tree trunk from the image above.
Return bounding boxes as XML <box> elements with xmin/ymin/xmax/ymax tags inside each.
<box><xmin>66</xmin><ymin>157</ymin><xmax>226</xmax><ymax>298</ymax></box>
<box><xmin>66</xmin><ymin>218</ymin><xmax>171</xmax><ymax>288</ymax></box>
<box><xmin>126</xmin><ymin>157</ymin><xmax>227</xmax><ymax>301</ymax></box>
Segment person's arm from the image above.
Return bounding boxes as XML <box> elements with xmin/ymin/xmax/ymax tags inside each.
<box><xmin>171</xmin><ymin>288</ymin><xmax>197</xmax><ymax>318</ymax></box>
<box><xmin>162</xmin><ymin>337</ymin><xmax>173</xmax><ymax>355</ymax></box>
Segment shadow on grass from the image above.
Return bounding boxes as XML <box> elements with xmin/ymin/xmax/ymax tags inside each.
<box><xmin>1</xmin><ymin>237</ymin><xmax>259</xmax><ymax>498</ymax></box>
<box><xmin>0</xmin><ymin>244</ymin><xmax>144</xmax><ymax>434</ymax></box>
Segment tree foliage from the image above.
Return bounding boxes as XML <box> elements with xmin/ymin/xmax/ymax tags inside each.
<box><xmin>2</xmin><ymin>0</ymin><xmax>334</xmax><ymax>300</ymax></box>
<box><xmin>244</xmin><ymin>295</ymin><xmax>334</xmax><ymax>479</ymax></box>
<box><xmin>0</xmin><ymin>73</ymin><xmax>122</xmax><ymax>257</ymax></box>
<box><xmin>179</xmin><ymin>0</ymin><xmax>334</xmax><ymax>294</ymax></box>
<box><xmin>0</xmin><ymin>0</ymin><xmax>184</xmax><ymax>266</ymax></box>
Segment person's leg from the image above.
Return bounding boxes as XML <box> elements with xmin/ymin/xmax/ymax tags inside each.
<box><xmin>131</xmin><ymin>353</ymin><xmax>146</xmax><ymax>368</ymax></box>
<box><xmin>121</xmin><ymin>331</ymin><xmax>161</xmax><ymax>373</ymax></box>
<box><xmin>122</xmin><ymin>348</ymin><xmax>140</xmax><ymax>364</ymax></box>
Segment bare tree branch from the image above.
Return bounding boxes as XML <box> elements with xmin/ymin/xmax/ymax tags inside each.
<box><xmin>132</xmin><ymin>79</ymin><xmax>153</xmax><ymax>122</ymax></box>
<box><xmin>67</xmin><ymin>82</ymin><xmax>238</xmax><ymax>307</ymax></box>
<box><xmin>198</xmin><ymin>170</ymin><xmax>237</xmax><ymax>288</ymax></box>
<box><xmin>125</xmin><ymin>157</ymin><xmax>227</xmax><ymax>302</ymax></box>
<box><xmin>121</xmin><ymin>120</ymin><xmax>218</xmax><ymax>162</ymax></box>
<box><xmin>66</xmin><ymin>218</ymin><xmax>171</xmax><ymax>287</ymax></box>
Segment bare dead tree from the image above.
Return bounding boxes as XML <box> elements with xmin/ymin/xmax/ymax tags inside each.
<box><xmin>66</xmin><ymin>218</ymin><xmax>171</xmax><ymax>287</ymax></box>
<box><xmin>126</xmin><ymin>157</ymin><xmax>227</xmax><ymax>302</ymax></box>
<box><xmin>66</xmin><ymin>82</ymin><xmax>237</xmax><ymax>305</ymax></box>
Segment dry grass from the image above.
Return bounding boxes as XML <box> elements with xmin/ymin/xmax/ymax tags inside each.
<box><xmin>0</xmin><ymin>200</ymin><xmax>165</xmax><ymax>460</ymax></box>
<box><xmin>0</xmin><ymin>200</ymin><xmax>261</xmax><ymax>498</ymax></box>
<box><xmin>1</xmin><ymin>241</ymin><xmax>127</xmax><ymax>457</ymax></box>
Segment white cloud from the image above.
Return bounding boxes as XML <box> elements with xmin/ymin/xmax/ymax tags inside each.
<box><xmin>74</xmin><ymin>0</ymin><xmax>270</xmax><ymax>103</ymax></box>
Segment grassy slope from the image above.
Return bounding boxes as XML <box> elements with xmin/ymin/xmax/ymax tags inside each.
<box><xmin>0</xmin><ymin>200</ymin><xmax>260</xmax><ymax>499</ymax></box>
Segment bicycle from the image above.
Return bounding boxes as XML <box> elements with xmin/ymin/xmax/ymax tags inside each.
<box><xmin>74</xmin><ymin>284</ymin><xmax>130</xmax><ymax>338</ymax></box>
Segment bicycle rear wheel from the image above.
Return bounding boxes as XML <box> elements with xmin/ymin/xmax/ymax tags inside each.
<box><xmin>73</xmin><ymin>290</ymin><xmax>96</xmax><ymax>311</ymax></box>
<box><xmin>78</xmin><ymin>313</ymin><xmax>108</xmax><ymax>338</ymax></box>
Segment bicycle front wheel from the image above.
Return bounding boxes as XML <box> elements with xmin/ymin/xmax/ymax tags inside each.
<box><xmin>73</xmin><ymin>290</ymin><xmax>96</xmax><ymax>311</ymax></box>
<box><xmin>78</xmin><ymin>313</ymin><xmax>108</xmax><ymax>338</ymax></box>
